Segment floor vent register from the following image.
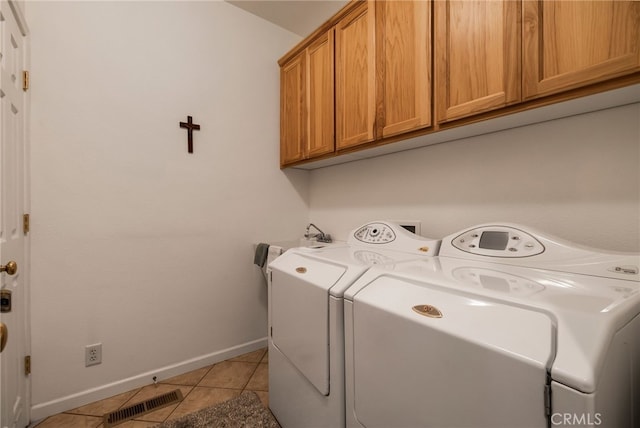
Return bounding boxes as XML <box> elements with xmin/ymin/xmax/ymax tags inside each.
<box><xmin>103</xmin><ymin>389</ymin><xmax>184</xmax><ymax>427</ymax></box>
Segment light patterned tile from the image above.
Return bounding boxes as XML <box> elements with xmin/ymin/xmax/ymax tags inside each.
<box><xmin>245</xmin><ymin>363</ymin><xmax>268</xmax><ymax>391</ymax></box>
<box><xmin>124</xmin><ymin>384</ymin><xmax>192</xmax><ymax>405</ymax></box>
<box><xmin>161</xmin><ymin>366</ymin><xmax>211</xmax><ymax>386</ymax></box>
<box><xmin>197</xmin><ymin>361</ymin><xmax>257</xmax><ymax>389</ymax></box>
<box><xmin>66</xmin><ymin>389</ymin><xmax>141</xmax><ymax>417</ymax></box>
<box><xmin>33</xmin><ymin>413</ymin><xmax>102</xmax><ymax>428</ymax></box>
<box><xmin>166</xmin><ymin>387</ymin><xmax>239</xmax><ymax>420</ymax></box>
<box><xmin>228</xmin><ymin>348</ymin><xmax>267</xmax><ymax>363</ymax></box>
<box><xmin>34</xmin><ymin>358</ymin><xmax>271</xmax><ymax>426</ymax></box>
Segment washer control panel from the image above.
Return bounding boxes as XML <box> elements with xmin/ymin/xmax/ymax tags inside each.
<box><xmin>452</xmin><ymin>226</ymin><xmax>545</xmax><ymax>257</ymax></box>
<box><xmin>353</xmin><ymin>222</ymin><xmax>396</xmax><ymax>244</ymax></box>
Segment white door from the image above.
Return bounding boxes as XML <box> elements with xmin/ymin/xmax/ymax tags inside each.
<box><xmin>0</xmin><ymin>0</ymin><xmax>28</xmax><ymax>427</ymax></box>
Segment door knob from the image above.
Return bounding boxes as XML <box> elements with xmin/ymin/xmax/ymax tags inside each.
<box><xmin>0</xmin><ymin>322</ymin><xmax>7</xmax><ymax>352</ymax></box>
<box><xmin>0</xmin><ymin>261</ymin><xmax>17</xmax><ymax>275</ymax></box>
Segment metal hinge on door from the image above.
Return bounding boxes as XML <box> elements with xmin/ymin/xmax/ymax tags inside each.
<box><xmin>25</xmin><ymin>355</ymin><xmax>31</xmax><ymax>375</ymax></box>
<box><xmin>544</xmin><ymin>384</ymin><xmax>551</xmax><ymax>416</ymax></box>
<box><xmin>544</xmin><ymin>372</ymin><xmax>553</xmax><ymax>426</ymax></box>
<box><xmin>22</xmin><ymin>70</ymin><xmax>29</xmax><ymax>91</ymax></box>
<box><xmin>23</xmin><ymin>214</ymin><xmax>30</xmax><ymax>234</ymax></box>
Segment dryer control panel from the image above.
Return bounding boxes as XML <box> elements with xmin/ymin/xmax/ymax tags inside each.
<box><xmin>353</xmin><ymin>222</ymin><xmax>396</xmax><ymax>244</ymax></box>
<box><xmin>348</xmin><ymin>221</ymin><xmax>441</xmax><ymax>256</ymax></box>
<box><xmin>452</xmin><ymin>226</ymin><xmax>545</xmax><ymax>257</ymax></box>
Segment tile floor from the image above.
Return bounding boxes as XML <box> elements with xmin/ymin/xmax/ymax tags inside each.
<box><xmin>33</xmin><ymin>347</ymin><xmax>270</xmax><ymax>428</ymax></box>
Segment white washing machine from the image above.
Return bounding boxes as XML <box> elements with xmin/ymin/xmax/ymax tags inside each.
<box><xmin>344</xmin><ymin>224</ymin><xmax>640</xmax><ymax>428</ymax></box>
<box><xmin>268</xmin><ymin>221</ymin><xmax>441</xmax><ymax>428</ymax></box>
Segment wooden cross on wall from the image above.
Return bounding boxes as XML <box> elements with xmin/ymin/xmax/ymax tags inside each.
<box><xmin>179</xmin><ymin>116</ymin><xmax>201</xmax><ymax>153</ymax></box>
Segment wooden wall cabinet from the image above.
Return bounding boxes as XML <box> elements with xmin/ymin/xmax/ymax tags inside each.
<box><xmin>307</xmin><ymin>30</ymin><xmax>335</xmax><ymax>158</ymax></box>
<box><xmin>523</xmin><ymin>0</ymin><xmax>640</xmax><ymax>100</ymax></box>
<box><xmin>335</xmin><ymin>0</ymin><xmax>433</xmax><ymax>148</ymax></box>
<box><xmin>280</xmin><ymin>52</ymin><xmax>306</xmax><ymax>166</ymax></box>
<box><xmin>435</xmin><ymin>0</ymin><xmax>521</xmax><ymax>123</ymax></box>
<box><xmin>335</xmin><ymin>1</ymin><xmax>376</xmax><ymax>150</ymax></box>
<box><xmin>376</xmin><ymin>0</ymin><xmax>432</xmax><ymax>138</ymax></box>
<box><xmin>280</xmin><ymin>30</ymin><xmax>335</xmax><ymax>167</ymax></box>
<box><xmin>279</xmin><ymin>0</ymin><xmax>639</xmax><ymax>168</ymax></box>
<box><xmin>281</xmin><ymin>0</ymin><xmax>433</xmax><ymax>165</ymax></box>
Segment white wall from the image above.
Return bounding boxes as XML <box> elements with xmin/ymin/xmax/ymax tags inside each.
<box><xmin>26</xmin><ymin>0</ymin><xmax>640</xmax><ymax>420</ymax></box>
<box><xmin>29</xmin><ymin>0</ymin><xmax>306</xmax><ymax>419</ymax></box>
<box><xmin>309</xmin><ymin>103</ymin><xmax>640</xmax><ymax>252</ymax></box>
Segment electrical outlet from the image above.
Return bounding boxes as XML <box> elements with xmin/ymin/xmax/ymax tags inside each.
<box><xmin>85</xmin><ymin>343</ymin><xmax>102</xmax><ymax>367</ymax></box>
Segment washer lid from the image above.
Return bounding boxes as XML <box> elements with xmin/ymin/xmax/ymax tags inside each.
<box><xmin>285</xmin><ymin>245</ymin><xmax>438</xmax><ymax>297</ymax></box>
<box><xmin>351</xmin><ymin>276</ymin><xmax>552</xmax><ymax>427</ymax></box>
<box><xmin>437</xmin><ymin>257</ymin><xmax>640</xmax><ymax>393</ymax></box>
<box><xmin>357</xmin><ymin>275</ymin><xmax>555</xmax><ymax>368</ymax></box>
<box><xmin>348</xmin><ymin>257</ymin><xmax>640</xmax><ymax>393</ymax></box>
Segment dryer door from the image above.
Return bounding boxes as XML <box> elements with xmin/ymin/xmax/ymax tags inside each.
<box><xmin>271</xmin><ymin>252</ymin><xmax>346</xmax><ymax>395</ymax></box>
<box><xmin>351</xmin><ymin>276</ymin><xmax>554</xmax><ymax>427</ymax></box>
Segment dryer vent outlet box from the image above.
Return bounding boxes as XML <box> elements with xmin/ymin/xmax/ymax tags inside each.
<box><xmin>394</xmin><ymin>221</ymin><xmax>421</xmax><ymax>236</ymax></box>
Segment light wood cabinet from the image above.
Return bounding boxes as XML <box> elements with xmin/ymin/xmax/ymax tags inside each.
<box><xmin>523</xmin><ymin>0</ymin><xmax>640</xmax><ymax>100</ymax></box>
<box><xmin>435</xmin><ymin>0</ymin><xmax>521</xmax><ymax>123</ymax></box>
<box><xmin>279</xmin><ymin>0</ymin><xmax>639</xmax><ymax>168</ymax></box>
<box><xmin>280</xmin><ymin>30</ymin><xmax>334</xmax><ymax>167</ymax></box>
<box><xmin>280</xmin><ymin>52</ymin><xmax>306</xmax><ymax>166</ymax></box>
<box><xmin>335</xmin><ymin>1</ymin><xmax>376</xmax><ymax>150</ymax></box>
<box><xmin>376</xmin><ymin>0</ymin><xmax>431</xmax><ymax>138</ymax></box>
<box><xmin>307</xmin><ymin>30</ymin><xmax>335</xmax><ymax>158</ymax></box>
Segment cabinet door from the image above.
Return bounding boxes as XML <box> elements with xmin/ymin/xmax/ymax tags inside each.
<box><xmin>523</xmin><ymin>1</ymin><xmax>640</xmax><ymax>100</ymax></box>
<box><xmin>377</xmin><ymin>0</ymin><xmax>431</xmax><ymax>138</ymax></box>
<box><xmin>307</xmin><ymin>29</ymin><xmax>335</xmax><ymax>158</ymax></box>
<box><xmin>280</xmin><ymin>52</ymin><xmax>306</xmax><ymax>166</ymax></box>
<box><xmin>435</xmin><ymin>0</ymin><xmax>521</xmax><ymax>123</ymax></box>
<box><xmin>336</xmin><ymin>1</ymin><xmax>376</xmax><ymax>150</ymax></box>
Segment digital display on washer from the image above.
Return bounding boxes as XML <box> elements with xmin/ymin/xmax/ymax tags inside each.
<box><xmin>479</xmin><ymin>231</ymin><xmax>509</xmax><ymax>250</ymax></box>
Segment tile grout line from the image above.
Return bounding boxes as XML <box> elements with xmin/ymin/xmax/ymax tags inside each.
<box><xmin>149</xmin><ymin>355</ymin><xmax>265</xmax><ymax>424</ymax></box>
<box><xmin>144</xmin><ymin>362</ymin><xmax>218</xmax><ymax>424</ymax></box>
<box><xmin>33</xmin><ymin>349</ymin><xmax>269</xmax><ymax>427</ymax></box>
<box><xmin>240</xmin><ymin>362</ymin><xmax>262</xmax><ymax>393</ymax></box>
<box><xmin>241</xmin><ymin>348</ymin><xmax>268</xmax><ymax>393</ymax></box>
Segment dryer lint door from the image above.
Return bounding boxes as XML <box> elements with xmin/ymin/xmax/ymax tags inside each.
<box><xmin>351</xmin><ymin>277</ymin><xmax>554</xmax><ymax>428</ymax></box>
<box><xmin>270</xmin><ymin>252</ymin><xmax>346</xmax><ymax>396</ymax></box>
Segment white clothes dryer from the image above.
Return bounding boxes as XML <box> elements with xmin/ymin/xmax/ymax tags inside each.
<box><xmin>268</xmin><ymin>221</ymin><xmax>441</xmax><ymax>428</ymax></box>
<box><xmin>344</xmin><ymin>224</ymin><xmax>640</xmax><ymax>428</ymax></box>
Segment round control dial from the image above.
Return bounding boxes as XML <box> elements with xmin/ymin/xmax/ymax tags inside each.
<box><xmin>353</xmin><ymin>222</ymin><xmax>397</xmax><ymax>244</ymax></box>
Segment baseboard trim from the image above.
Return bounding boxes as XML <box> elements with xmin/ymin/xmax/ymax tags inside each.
<box><xmin>30</xmin><ymin>337</ymin><xmax>267</xmax><ymax>423</ymax></box>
